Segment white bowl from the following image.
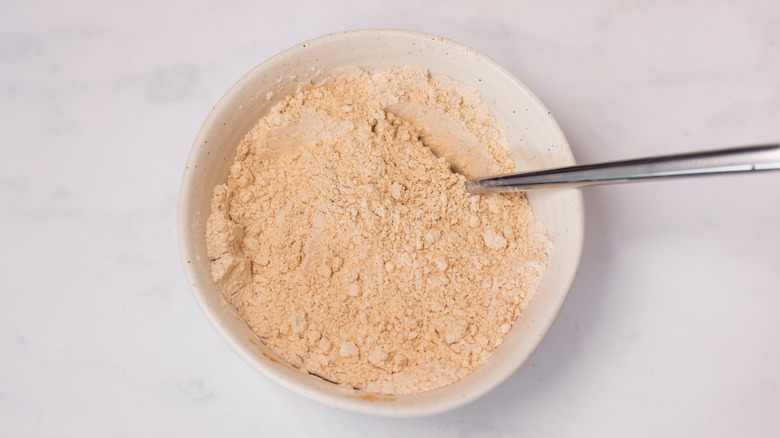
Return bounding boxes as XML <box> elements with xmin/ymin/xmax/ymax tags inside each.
<box><xmin>179</xmin><ymin>29</ymin><xmax>584</xmax><ymax>417</ymax></box>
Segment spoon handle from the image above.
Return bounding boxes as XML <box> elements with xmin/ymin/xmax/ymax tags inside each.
<box><xmin>466</xmin><ymin>144</ymin><xmax>780</xmax><ymax>194</ymax></box>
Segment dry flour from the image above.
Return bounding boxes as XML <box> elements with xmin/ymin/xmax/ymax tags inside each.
<box><xmin>206</xmin><ymin>66</ymin><xmax>552</xmax><ymax>394</ymax></box>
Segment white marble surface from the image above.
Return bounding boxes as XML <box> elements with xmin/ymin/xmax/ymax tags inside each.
<box><xmin>2</xmin><ymin>0</ymin><xmax>779</xmax><ymax>435</ymax></box>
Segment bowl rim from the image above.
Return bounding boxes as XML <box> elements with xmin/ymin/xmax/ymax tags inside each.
<box><xmin>179</xmin><ymin>28</ymin><xmax>584</xmax><ymax>417</ymax></box>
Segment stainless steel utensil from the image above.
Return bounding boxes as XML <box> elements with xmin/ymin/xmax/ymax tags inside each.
<box><xmin>465</xmin><ymin>144</ymin><xmax>780</xmax><ymax>194</ymax></box>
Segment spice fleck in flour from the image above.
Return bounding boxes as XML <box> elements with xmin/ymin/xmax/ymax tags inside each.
<box><xmin>206</xmin><ymin>66</ymin><xmax>552</xmax><ymax>394</ymax></box>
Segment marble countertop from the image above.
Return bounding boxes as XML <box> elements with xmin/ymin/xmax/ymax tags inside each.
<box><xmin>2</xmin><ymin>0</ymin><xmax>779</xmax><ymax>436</ymax></box>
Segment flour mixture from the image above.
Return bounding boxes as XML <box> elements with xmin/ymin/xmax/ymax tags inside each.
<box><xmin>206</xmin><ymin>66</ymin><xmax>552</xmax><ymax>394</ymax></box>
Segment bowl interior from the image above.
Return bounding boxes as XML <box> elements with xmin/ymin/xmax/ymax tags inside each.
<box><xmin>179</xmin><ymin>29</ymin><xmax>584</xmax><ymax>417</ymax></box>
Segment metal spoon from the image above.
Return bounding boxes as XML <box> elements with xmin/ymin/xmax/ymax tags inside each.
<box><xmin>465</xmin><ymin>144</ymin><xmax>780</xmax><ymax>194</ymax></box>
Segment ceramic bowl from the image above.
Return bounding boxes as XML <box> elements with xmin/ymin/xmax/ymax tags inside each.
<box><xmin>179</xmin><ymin>29</ymin><xmax>584</xmax><ymax>417</ymax></box>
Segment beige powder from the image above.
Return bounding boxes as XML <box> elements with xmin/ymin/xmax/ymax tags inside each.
<box><xmin>206</xmin><ymin>66</ymin><xmax>552</xmax><ymax>394</ymax></box>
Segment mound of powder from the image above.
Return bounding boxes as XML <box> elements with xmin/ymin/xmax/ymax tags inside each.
<box><xmin>206</xmin><ymin>66</ymin><xmax>552</xmax><ymax>394</ymax></box>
